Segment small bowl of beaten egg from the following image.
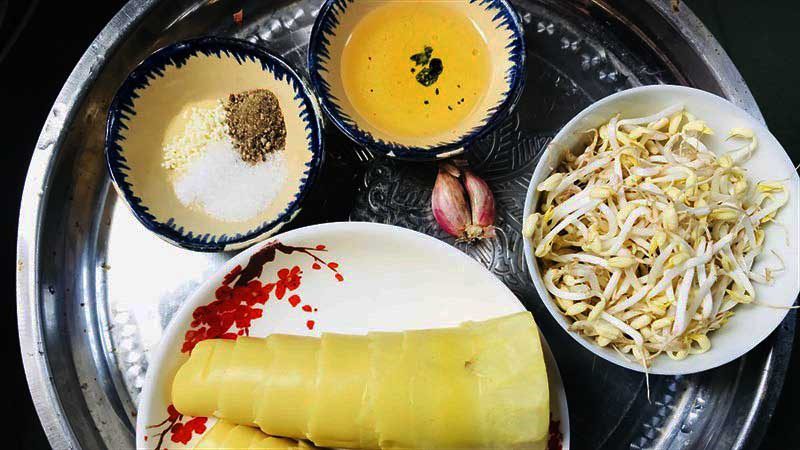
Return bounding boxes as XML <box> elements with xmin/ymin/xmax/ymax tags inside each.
<box><xmin>106</xmin><ymin>37</ymin><xmax>324</xmax><ymax>252</ymax></box>
<box><xmin>308</xmin><ymin>0</ymin><xmax>526</xmax><ymax>160</ymax></box>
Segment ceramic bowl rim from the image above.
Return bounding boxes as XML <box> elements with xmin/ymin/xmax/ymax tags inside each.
<box><xmin>306</xmin><ymin>0</ymin><xmax>527</xmax><ymax>161</ymax></box>
<box><xmin>105</xmin><ymin>36</ymin><xmax>325</xmax><ymax>252</ymax></box>
<box><xmin>522</xmin><ymin>84</ymin><xmax>800</xmax><ymax>375</ymax></box>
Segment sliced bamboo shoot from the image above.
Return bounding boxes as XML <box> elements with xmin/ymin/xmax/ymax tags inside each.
<box><xmin>222</xmin><ymin>423</ymin><xmax>264</xmax><ymax>448</ymax></box>
<box><xmin>195</xmin><ymin>419</ymin><xmax>236</xmax><ymax>449</ymax></box>
<box><xmin>253</xmin><ymin>334</ymin><xmax>319</xmax><ymax>439</ymax></box>
<box><xmin>369</xmin><ymin>331</ymin><xmax>414</xmax><ymax>448</ymax></box>
<box><xmin>466</xmin><ymin>313</ymin><xmax>549</xmax><ymax>449</ymax></box>
<box><xmin>194</xmin><ymin>420</ymin><xmax>316</xmax><ymax>449</ymax></box>
<box><xmin>172</xmin><ymin>312</ymin><xmax>549</xmax><ymax>449</ymax></box>
<box><xmin>408</xmin><ymin>327</ymin><xmax>482</xmax><ymax>448</ymax></box>
<box><xmin>309</xmin><ymin>333</ymin><xmax>376</xmax><ymax>448</ymax></box>
<box><xmin>173</xmin><ymin>339</ymin><xmax>235</xmax><ymax>417</ymax></box>
<box><xmin>219</xmin><ymin>337</ymin><xmax>274</xmax><ymax>425</ymax></box>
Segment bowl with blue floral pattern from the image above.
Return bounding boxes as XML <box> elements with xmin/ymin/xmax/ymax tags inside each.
<box><xmin>105</xmin><ymin>37</ymin><xmax>324</xmax><ymax>252</ymax></box>
<box><xmin>308</xmin><ymin>0</ymin><xmax>526</xmax><ymax>160</ymax></box>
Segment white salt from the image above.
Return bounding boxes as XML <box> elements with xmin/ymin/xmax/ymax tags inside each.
<box><xmin>173</xmin><ymin>139</ymin><xmax>288</xmax><ymax>222</ymax></box>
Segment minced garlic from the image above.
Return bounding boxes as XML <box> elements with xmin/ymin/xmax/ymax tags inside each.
<box><xmin>162</xmin><ymin>101</ymin><xmax>229</xmax><ymax>171</ymax></box>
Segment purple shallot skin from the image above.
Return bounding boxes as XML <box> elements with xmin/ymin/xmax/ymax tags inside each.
<box><xmin>463</xmin><ymin>169</ymin><xmax>496</xmax><ymax>239</ymax></box>
<box><xmin>432</xmin><ymin>164</ymin><xmax>472</xmax><ymax>239</ymax></box>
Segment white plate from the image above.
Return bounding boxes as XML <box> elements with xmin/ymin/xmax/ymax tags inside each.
<box><xmin>136</xmin><ymin>222</ymin><xmax>570</xmax><ymax>449</ymax></box>
<box><xmin>523</xmin><ymin>85</ymin><xmax>800</xmax><ymax>375</ymax></box>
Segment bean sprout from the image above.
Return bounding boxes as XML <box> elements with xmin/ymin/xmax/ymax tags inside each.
<box><xmin>524</xmin><ymin>106</ymin><xmax>788</xmax><ymax>367</ymax></box>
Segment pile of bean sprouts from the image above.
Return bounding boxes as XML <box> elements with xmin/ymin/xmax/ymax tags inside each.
<box><xmin>523</xmin><ymin>105</ymin><xmax>788</xmax><ymax>367</ymax></box>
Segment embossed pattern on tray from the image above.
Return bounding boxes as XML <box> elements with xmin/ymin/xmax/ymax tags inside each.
<box><xmin>17</xmin><ymin>1</ymin><xmax>793</xmax><ymax>449</ymax></box>
<box><xmin>93</xmin><ymin>2</ymin><xmax>785</xmax><ymax>449</ymax></box>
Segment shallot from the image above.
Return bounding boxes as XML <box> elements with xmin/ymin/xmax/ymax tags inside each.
<box><xmin>432</xmin><ymin>162</ymin><xmax>495</xmax><ymax>241</ymax></box>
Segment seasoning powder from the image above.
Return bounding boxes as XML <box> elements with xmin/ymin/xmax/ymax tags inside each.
<box><xmin>225</xmin><ymin>89</ymin><xmax>287</xmax><ymax>163</ymax></box>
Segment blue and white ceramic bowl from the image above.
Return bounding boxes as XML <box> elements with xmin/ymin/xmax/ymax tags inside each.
<box><xmin>105</xmin><ymin>37</ymin><xmax>324</xmax><ymax>252</ymax></box>
<box><xmin>308</xmin><ymin>0</ymin><xmax>526</xmax><ymax>160</ymax></box>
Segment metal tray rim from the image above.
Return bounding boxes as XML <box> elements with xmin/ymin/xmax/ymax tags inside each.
<box><xmin>16</xmin><ymin>1</ymin><xmax>161</xmax><ymax>448</ymax></box>
<box><xmin>15</xmin><ymin>1</ymin><xmax>787</xmax><ymax>449</ymax></box>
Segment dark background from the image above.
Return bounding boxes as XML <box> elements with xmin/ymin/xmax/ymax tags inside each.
<box><xmin>2</xmin><ymin>0</ymin><xmax>797</xmax><ymax>449</ymax></box>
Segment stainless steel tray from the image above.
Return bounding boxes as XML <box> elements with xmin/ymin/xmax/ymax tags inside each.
<box><xmin>17</xmin><ymin>0</ymin><xmax>793</xmax><ymax>449</ymax></box>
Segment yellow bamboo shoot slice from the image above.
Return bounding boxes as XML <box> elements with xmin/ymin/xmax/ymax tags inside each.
<box><xmin>465</xmin><ymin>312</ymin><xmax>549</xmax><ymax>448</ymax></box>
<box><xmin>195</xmin><ymin>420</ymin><xmax>317</xmax><ymax>449</ymax></box>
<box><xmin>173</xmin><ymin>312</ymin><xmax>550</xmax><ymax>449</ymax></box>
<box><xmin>222</xmin><ymin>424</ymin><xmax>264</xmax><ymax>448</ymax></box>
<box><xmin>358</xmin><ymin>346</ymin><xmax>378</xmax><ymax>449</ymax></box>
<box><xmin>252</xmin><ymin>435</ymin><xmax>304</xmax><ymax>449</ymax></box>
<box><xmin>370</xmin><ymin>331</ymin><xmax>414</xmax><ymax>448</ymax></box>
<box><xmin>309</xmin><ymin>333</ymin><xmax>375</xmax><ymax>448</ymax></box>
<box><xmin>253</xmin><ymin>334</ymin><xmax>319</xmax><ymax>439</ymax></box>
<box><xmin>195</xmin><ymin>419</ymin><xmax>236</xmax><ymax>449</ymax></box>
<box><xmin>355</xmin><ymin>340</ymin><xmax>380</xmax><ymax>450</ymax></box>
<box><xmin>219</xmin><ymin>337</ymin><xmax>274</xmax><ymax>425</ymax></box>
<box><xmin>173</xmin><ymin>339</ymin><xmax>235</xmax><ymax>417</ymax></box>
<box><xmin>407</xmin><ymin>327</ymin><xmax>482</xmax><ymax>448</ymax></box>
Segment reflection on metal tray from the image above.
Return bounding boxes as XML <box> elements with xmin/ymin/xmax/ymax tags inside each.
<box><xmin>16</xmin><ymin>0</ymin><xmax>792</xmax><ymax>449</ymax></box>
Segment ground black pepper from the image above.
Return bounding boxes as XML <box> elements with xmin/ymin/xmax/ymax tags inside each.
<box><xmin>224</xmin><ymin>89</ymin><xmax>286</xmax><ymax>163</ymax></box>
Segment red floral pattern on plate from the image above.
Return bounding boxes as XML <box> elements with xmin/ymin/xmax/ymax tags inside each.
<box><xmin>181</xmin><ymin>240</ymin><xmax>342</xmax><ymax>353</ymax></box>
<box><xmin>149</xmin><ymin>241</ymin><xmax>345</xmax><ymax>449</ymax></box>
<box><xmin>548</xmin><ymin>418</ymin><xmax>564</xmax><ymax>450</ymax></box>
<box><xmin>146</xmin><ymin>404</ymin><xmax>207</xmax><ymax>450</ymax></box>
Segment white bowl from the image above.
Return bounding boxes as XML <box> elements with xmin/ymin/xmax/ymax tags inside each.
<box><xmin>522</xmin><ymin>85</ymin><xmax>800</xmax><ymax>375</ymax></box>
